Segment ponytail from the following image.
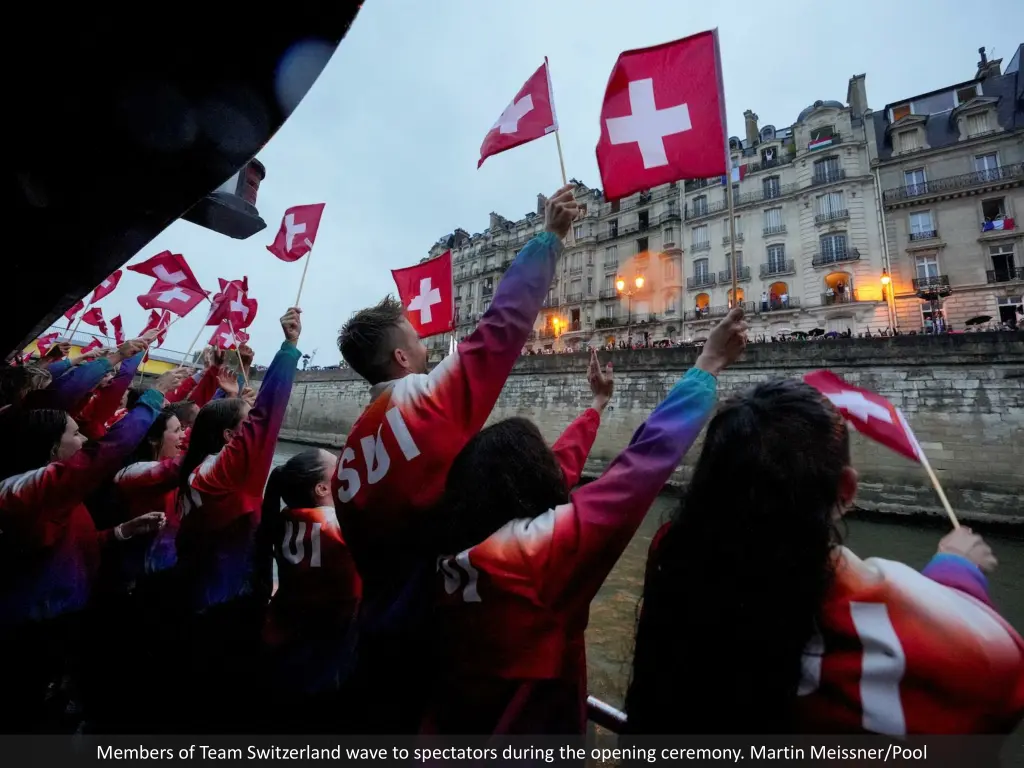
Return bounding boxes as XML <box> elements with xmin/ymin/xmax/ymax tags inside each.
<box><xmin>261</xmin><ymin>466</ymin><xmax>286</xmax><ymax>523</ymax></box>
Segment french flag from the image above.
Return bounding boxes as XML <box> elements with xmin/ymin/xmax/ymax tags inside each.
<box><xmin>981</xmin><ymin>217</ymin><xmax>1015</xmax><ymax>232</ymax></box>
<box><xmin>721</xmin><ymin>164</ymin><xmax>746</xmax><ymax>184</ymax></box>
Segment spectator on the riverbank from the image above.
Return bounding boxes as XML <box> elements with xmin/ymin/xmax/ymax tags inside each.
<box><xmin>625</xmin><ymin>378</ymin><xmax>1024</xmax><ymax>737</ymax></box>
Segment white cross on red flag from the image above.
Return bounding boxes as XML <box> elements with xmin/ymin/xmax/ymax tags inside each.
<box><xmin>478</xmin><ymin>60</ymin><xmax>559</xmax><ymax>169</ymax></box>
<box><xmin>596</xmin><ymin>30</ymin><xmax>727</xmax><ymax>201</ymax></box>
<box><xmin>391</xmin><ymin>251</ymin><xmax>453</xmax><ymax>338</ymax></box>
<box><xmin>81</xmin><ymin>337</ymin><xmax>104</xmax><ymax>355</ymax></box>
<box><xmin>64</xmin><ymin>300</ymin><xmax>85</xmax><ymax>330</ymax></box>
<box><xmin>91</xmin><ymin>269</ymin><xmax>123</xmax><ymax>303</ymax></box>
<box><xmin>206</xmin><ymin>277</ymin><xmax>258</xmax><ymax>328</ymax></box>
<box><xmin>36</xmin><ymin>332</ymin><xmax>59</xmax><ymax>357</ymax></box>
<box><xmin>804</xmin><ymin>370</ymin><xmax>924</xmax><ymax>464</ymax></box>
<box><xmin>81</xmin><ymin>307</ymin><xmax>108</xmax><ymax>336</ymax></box>
<box><xmin>209</xmin><ymin>320</ymin><xmax>249</xmax><ymax>350</ymax></box>
<box><xmin>128</xmin><ymin>251</ymin><xmax>207</xmax><ymax>294</ymax></box>
<box><xmin>111</xmin><ymin>315</ymin><xmax>125</xmax><ymax>346</ymax></box>
<box><xmin>137</xmin><ymin>281</ymin><xmax>206</xmax><ymax>316</ymax></box>
<box><xmin>266</xmin><ymin>204</ymin><xmax>326</xmax><ymax>262</ymax></box>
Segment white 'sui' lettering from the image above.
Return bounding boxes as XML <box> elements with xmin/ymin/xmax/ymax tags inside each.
<box><xmin>336</xmin><ymin>407</ymin><xmax>421</xmax><ymax>503</ymax></box>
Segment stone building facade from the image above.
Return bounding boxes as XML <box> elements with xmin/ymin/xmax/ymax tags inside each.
<box><xmin>867</xmin><ymin>45</ymin><xmax>1024</xmax><ymax>332</ymax></box>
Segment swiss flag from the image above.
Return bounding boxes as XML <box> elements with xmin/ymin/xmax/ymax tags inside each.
<box><xmin>804</xmin><ymin>370</ymin><xmax>923</xmax><ymax>464</ymax></box>
<box><xmin>596</xmin><ymin>30</ymin><xmax>728</xmax><ymax>201</ymax></box>
<box><xmin>128</xmin><ymin>251</ymin><xmax>207</xmax><ymax>294</ymax></box>
<box><xmin>64</xmin><ymin>300</ymin><xmax>85</xmax><ymax>329</ymax></box>
<box><xmin>81</xmin><ymin>337</ymin><xmax>104</xmax><ymax>355</ymax></box>
<box><xmin>91</xmin><ymin>269</ymin><xmax>123</xmax><ymax>303</ymax></box>
<box><xmin>81</xmin><ymin>307</ymin><xmax>108</xmax><ymax>336</ymax></box>
<box><xmin>266</xmin><ymin>204</ymin><xmax>326</xmax><ymax>262</ymax></box>
<box><xmin>391</xmin><ymin>251</ymin><xmax>453</xmax><ymax>338</ymax></box>
<box><xmin>137</xmin><ymin>280</ymin><xmax>206</xmax><ymax>316</ymax></box>
<box><xmin>478</xmin><ymin>60</ymin><xmax>558</xmax><ymax>169</ymax></box>
<box><xmin>111</xmin><ymin>315</ymin><xmax>125</xmax><ymax>346</ymax></box>
<box><xmin>206</xmin><ymin>277</ymin><xmax>258</xmax><ymax>328</ymax></box>
<box><xmin>209</xmin><ymin>320</ymin><xmax>249</xmax><ymax>350</ymax></box>
<box><xmin>36</xmin><ymin>332</ymin><xmax>59</xmax><ymax>356</ymax></box>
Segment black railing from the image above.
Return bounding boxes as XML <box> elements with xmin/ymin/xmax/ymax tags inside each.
<box><xmin>599</xmin><ymin>288</ymin><xmax>618</xmax><ymax>299</ymax></box>
<box><xmin>690</xmin><ymin>241</ymin><xmax>711</xmax><ymax>252</ymax></box>
<box><xmin>454</xmin><ymin>295</ymin><xmax>462</xmax><ymax>302</ymax></box>
<box><xmin>913</xmin><ymin>275</ymin><xmax>952</xmax><ymax>298</ymax></box>
<box><xmin>883</xmin><ymin>163</ymin><xmax>1024</xmax><ymax>204</ymax></box>
<box><xmin>812</xmin><ymin>248</ymin><xmax>860</xmax><ymax>267</ymax></box>
<box><xmin>566</xmin><ymin>292</ymin><xmax>583</xmax><ymax>303</ymax></box>
<box><xmin>569</xmin><ymin>265</ymin><xmax>583</xmax><ymax>276</ymax></box>
<box><xmin>657</xmin><ymin>205</ymin><xmax>681</xmax><ymax>223</ymax></box>
<box><xmin>735</xmin><ymin>183</ymin><xmax>800</xmax><ymax>207</ymax></box>
<box><xmin>481</xmin><ymin>287</ymin><xmax>493</xmax><ymax>297</ymax></box>
<box><xmin>760</xmin><ymin>296</ymin><xmax>800</xmax><ymax>312</ymax></box>
<box><xmin>603</xmin><ymin>260</ymin><xmax>618</xmax><ymax>272</ymax></box>
<box><xmin>743</xmin><ymin>155</ymin><xmax>795</xmax><ymax>175</ymax></box>
<box><xmin>686</xmin><ymin>305</ymin><xmax>729</xmax><ymax>320</ymax></box>
<box><xmin>909</xmin><ymin>230</ymin><xmax>938</xmax><ymax>241</ymax></box>
<box><xmin>987</xmin><ymin>267</ymin><xmax>1024</xmax><ymax>283</ymax></box>
<box><xmin>763</xmin><ymin>224</ymin><xmax>787</xmax><ymax>236</ymax></box>
<box><xmin>760</xmin><ymin>260</ymin><xmax>795</xmax><ymax>277</ymax></box>
<box><xmin>687</xmin><ymin>274</ymin><xmax>716</xmax><ymax>289</ymax></box>
<box><xmin>686</xmin><ymin>200</ymin><xmax>726</xmax><ymax>218</ymax></box>
<box><xmin>685</xmin><ymin>178</ymin><xmax>719</xmax><ymax>193</ymax></box>
<box><xmin>719</xmin><ymin>266</ymin><xmax>751</xmax><ymax>282</ymax></box>
<box><xmin>815</xmin><ymin>209</ymin><xmax>849</xmax><ymax>224</ymax></box>
<box><xmin>821</xmin><ymin>290</ymin><xmax>859</xmax><ymax>305</ymax></box>
<box><xmin>541</xmin><ymin>297</ymin><xmax>559</xmax><ymax>309</ymax></box>
<box><xmin>811</xmin><ymin>169</ymin><xmax>847</xmax><ymax>186</ymax></box>
<box><xmin>722</xmin><ymin>233</ymin><xmax>745</xmax><ymax>244</ymax></box>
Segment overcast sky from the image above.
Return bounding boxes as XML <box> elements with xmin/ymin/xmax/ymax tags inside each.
<box><xmin>80</xmin><ymin>0</ymin><xmax>1023</xmax><ymax>365</ymax></box>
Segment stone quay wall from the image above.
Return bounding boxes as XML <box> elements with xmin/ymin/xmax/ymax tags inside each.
<box><xmin>262</xmin><ymin>334</ymin><xmax>1024</xmax><ymax>524</ymax></box>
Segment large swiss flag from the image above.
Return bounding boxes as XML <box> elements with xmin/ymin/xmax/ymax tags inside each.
<box><xmin>137</xmin><ymin>280</ymin><xmax>206</xmax><ymax>316</ymax></box>
<box><xmin>478</xmin><ymin>60</ymin><xmax>558</xmax><ymax>169</ymax></box>
<box><xmin>391</xmin><ymin>251</ymin><xmax>453</xmax><ymax>338</ymax></box>
<box><xmin>596</xmin><ymin>30</ymin><xmax>728</xmax><ymax>200</ymax></box>
<box><xmin>266</xmin><ymin>204</ymin><xmax>326</xmax><ymax>262</ymax></box>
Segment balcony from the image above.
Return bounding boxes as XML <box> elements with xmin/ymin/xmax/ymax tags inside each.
<box><xmin>763</xmin><ymin>224</ymin><xmax>787</xmax><ymax>236</ymax></box>
<box><xmin>662</xmin><ymin>241</ymin><xmax>681</xmax><ymax>252</ymax></box>
<box><xmin>539</xmin><ymin>329</ymin><xmax>557</xmax><ymax>340</ymax></box>
<box><xmin>603</xmin><ymin>259</ymin><xmax>619</xmax><ymax>273</ymax></box>
<box><xmin>687</xmin><ymin>274</ymin><xmax>716</xmax><ymax>290</ymax></box>
<box><xmin>658</xmin><ymin>204</ymin><xmax>681</xmax><ymax>223</ymax></box>
<box><xmin>454</xmin><ymin>295</ymin><xmax>462</xmax><ymax>303</ymax></box>
<box><xmin>566</xmin><ymin>292</ymin><xmax>583</xmax><ymax>303</ymax></box>
<box><xmin>762</xmin><ymin>296</ymin><xmax>800</xmax><ymax>312</ymax></box>
<box><xmin>685</xmin><ymin>305</ymin><xmax>729</xmax><ymax>321</ymax></box>
<box><xmin>722</xmin><ymin>233</ymin><xmax>745</xmax><ymax>245</ymax></box>
<box><xmin>685</xmin><ymin>178</ymin><xmax>720</xmax><ymax>193</ymax></box>
<box><xmin>815</xmin><ymin>209</ymin><xmax>850</xmax><ymax>225</ymax></box>
<box><xmin>569</xmin><ymin>265</ymin><xmax>583</xmax><ymax>277</ymax></box>
<box><xmin>883</xmin><ymin>163</ymin><xmax>1024</xmax><ymax>207</ymax></box>
<box><xmin>541</xmin><ymin>296</ymin><xmax>560</xmax><ymax>309</ymax></box>
<box><xmin>987</xmin><ymin>267</ymin><xmax>1024</xmax><ymax>284</ymax></box>
<box><xmin>481</xmin><ymin>286</ymin><xmax>494</xmax><ymax>297</ymax></box>
<box><xmin>812</xmin><ymin>248</ymin><xmax>860</xmax><ymax>267</ymax></box>
<box><xmin>909</xmin><ymin>229</ymin><xmax>938</xmax><ymax>242</ymax></box>
<box><xmin>821</xmin><ymin>290</ymin><xmax>861</xmax><ymax>306</ymax></box>
<box><xmin>501</xmin><ymin>259</ymin><xmax>512</xmax><ymax>271</ymax></box>
<box><xmin>735</xmin><ymin>183</ymin><xmax>799</xmax><ymax>207</ymax></box>
<box><xmin>691</xmin><ymin>241</ymin><xmax>711</xmax><ymax>252</ymax></box>
<box><xmin>760</xmin><ymin>260</ymin><xmax>796</xmax><ymax>277</ymax></box>
<box><xmin>743</xmin><ymin>155</ymin><xmax>795</xmax><ymax>175</ymax></box>
<box><xmin>686</xmin><ymin>200</ymin><xmax>727</xmax><ymax>219</ymax></box>
<box><xmin>811</xmin><ymin>169</ymin><xmax>847</xmax><ymax>186</ymax></box>
<box><xmin>718</xmin><ymin>266</ymin><xmax>751</xmax><ymax>283</ymax></box>
<box><xmin>599</xmin><ymin>288</ymin><xmax>619</xmax><ymax>299</ymax></box>
<box><xmin>913</xmin><ymin>275</ymin><xmax>952</xmax><ymax>299</ymax></box>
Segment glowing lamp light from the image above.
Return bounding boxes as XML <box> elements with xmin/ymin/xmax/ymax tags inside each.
<box><xmin>615</xmin><ymin>278</ymin><xmax>626</xmax><ymax>292</ymax></box>
<box><xmin>635</xmin><ymin>275</ymin><xmax>645</xmax><ymax>289</ymax></box>
<box><xmin>880</xmin><ymin>269</ymin><xmax>891</xmax><ymax>286</ymax></box>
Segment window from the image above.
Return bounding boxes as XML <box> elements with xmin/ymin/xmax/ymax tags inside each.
<box><xmin>966</xmin><ymin>112</ymin><xmax>990</xmax><ymax>136</ymax></box>
<box><xmin>982</xmin><ymin>197</ymin><xmax>1007</xmax><ymax>221</ymax></box>
<box><xmin>570</xmin><ymin>279</ymin><xmax>581</xmax><ymax>296</ymax></box>
<box><xmin>693</xmin><ymin>258</ymin><xmax>710</xmax><ymax>279</ymax></box>
<box><xmin>817</xmin><ymin>191</ymin><xmax>845</xmax><ymax>218</ymax></box>
<box><xmin>692</xmin><ymin>224</ymin><xmax>709</xmax><ymax>248</ymax></box>
<box><xmin>819</xmin><ymin>233</ymin><xmax>849</xmax><ymax>263</ymax></box>
<box><xmin>573</xmin><ymin>224</ymin><xmax>584</xmax><ymax>239</ymax></box>
<box><xmin>467</xmin><ymin>283</ymin><xmax>474</xmax><ymax>297</ymax></box>
<box><xmin>483</xmin><ymin>299</ymin><xmax>491</xmax><ymax>313</ymax></box>
<box><xmin>605</xmin><ymin>245</ymin><xmax>618</xmax><ymax>264</ymax></box>
<box><xmin>604</xmin><ymin>304</ymin><xmax>616</xmax><ymax>319</ymax></box>
<box><xmin>571</xmin><ymin>252</ymin><xmax>582</xmax><ymax>269</ymax></box>
<box><xmin>975</xmin><ymin>153</ymin><xmax>999</xmax><ymax>177</ymax></box>
<box><xmin>664</xmin><ymin>227</ymin><xmax>674</xmax><ymax>245</ymax></box>
<box><xmin>767</xmin><ymin>244</ymin><xmax>786</xmax><ymax>272</ymax></box>
<box><xmin>666</xmin><ymin>292</ymin><xmax>679</xmax><ymax>315</ymax></box>
<box><xmin>764</xmin><ymin>207</ymin><xmax>783</xmax><ymax>231</ymax></box>
<box><xmin>603</xmin><ymin>275</ymin><xmax>614</xmax><ymax>292</ymax></box>
<box><xmin>897</xmin><ymin>129</ymin><xmax>920</xmax><ymax>153</ymax></box>
<box><xmin>638</xmin><ymin>210</ymin><xmax>649</xmax><ymax>229</ymax></box>
<box><xmin>989</xmin><ymin>243</ymin><xmax>1017</xmax><ymax>281</ymax></box>
<box><xmin>891</xmin><ymin>104</ymin><xmax>912</xmax><ymax>122</ymax></box>
<box><xmin>587</xmin><ymin>277</ymin><xmax>593</xmax><ymax>295</ymax></box>
<box><xmin>637</xmin><ymin>237</ymin><xmax>649</xmax><ymax>253</ymax></box>
<box><xmin>610</xmin><ymin>200</ymin><xmax>620</xmax><ymax>213</ymax></box>
<box><xmin>812</xmin><ymin>156</ymin><xmax>842</xmax><ymax>182</ymax></box>
<box><xmin>608</xmin><ymin>219</ymin><xmax>619</xmax><ymax>238</ymax></box>
<box><xmin>763</xmin><ymin>176</ymin><xmax>781</xmax><ymax>199</ymax></box>
<box><xmin>920</xmin><ymin>303</ymin><xmax>946</xmax><ymax>333</ymax></box>
<box><xmin>915</xmin><ymin>253</ymin><xmax>940</xmax><ymax>279</ymax></box>
<box><xmin>997</xmin><ymin>296</ymin><xmax>1023</xmax><ymax>326</ymax></box>
<box><xmin>692</xmin><ymin>195</ymin><xmax>708</xmax><ymax>216</ymax></box>
<box><xmin>904</xmin><ymin>168</ymin><xmax>927</xmax><ymax>195</ymax></box>
<box><xmin>728</xmin><ymin>252</ymin><xmax>745</xmax><ymax>270</ymax></box>
<box><xmin>664</xmin><ymin>260</ymin><xmax>676</xmax><ymax>280</ymax></box>
<box><xmin>955</xmin><ymin>84</ymin><xmax>979</xmax><ymax>104</ymax></box>
<box><xmin>909</xmin><ymin>211</ymin><xmax>935</xmax><ymax>239</ymax></box>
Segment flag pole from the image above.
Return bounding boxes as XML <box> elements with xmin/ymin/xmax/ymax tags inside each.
<box><xmin>294</xmin><ymin>238</ymin><xmax>315</xmax><ymax>308</ymax></box>
<box><xmin>67</xmin><ymin>301</ymin><xmax>91</xmax><ymax>347</ymax></box>
<box><xmin>725</xmin><ymin>167</ymin><xmax>739</xmax><ymax>307</ymax></box>
<box><xmin>545</xmin><ymin>55</ymin><xmax>575</xmax><ymax>249</ymax></box>
<box><xmin>919</xmin><ymin>451</ymin><xmax>960</xmax><ymax>529</ymax></box>
<box><xmin>180</xmin><ymin>324</ymin><xmax>207</xmax><ymax>366</ymax></box>
<box><xmin>226</xmin><ymin>318</ymin><xmax>249</xmax><ymax>388</ymax></box>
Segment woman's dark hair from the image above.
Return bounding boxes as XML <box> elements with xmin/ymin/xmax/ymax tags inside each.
<box><xmin>125</xmin><ymin>386</ymin><xmax>147</xmax><ymax>410</ymax></box>
<box><xmin>178</xmin><ymin>398</ymin><xmax>247</xmax><ymax>492</ymax></box>
<box><xmin>624</xmin><ymin>378</ymin><xmax>849</xmax><ymax>735</ymax></box>
<box><xmin>128</xmin><ymin>406</ymin><xmax>177</xmax><ymax>465</ymax></box>
<box><xmin>0</xmin><ymin>365</ymin><xmax>51</xmax><ymax>408</ymax></box>
<box><xmin>261</xmin><ymin>450</ymin><xmax>326</xmax><ymax>519</ymax></box>
<box><xmin>435</xmin><ymin>417</ymin><xmax>568</xmax><ymax>555</ymax></box>
<box><xmin>167</xmin><ymin>400</ymin><xmax>199</xmax><ymax>428</ymax></box>
<box><xmin>0</xmin><ymin>407</ymin><xmax>69</xmax><ymax>481</ymax></box>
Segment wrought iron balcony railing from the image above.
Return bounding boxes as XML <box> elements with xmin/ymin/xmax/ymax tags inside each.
<box><xmin>687</xmin><ymin>274</ymin><xmax>716</xmax><ymax>290</ymax></box>
<box><xmin>883</xmin><ymin>163</ymin><xmax>1024</xmax><ymax>204</ymax></box>
<box><xmin>909</xmin><ymin>229</ymin><xmax>938</xmax><ymax>241</ymax></box>
<box><xmin>812</xmin><ymin>248</ymin><xmax>860</xmax><ymax>267</ymax></box>
<box><xmin>986</xmin><ymin>267</ymin><xmax>1024</xmax><ymax>284</ymax></box>
<box><xmin>811</xmin><ymin>169</ymin><xmax>847</xmax><ymax>186</ymax></box>
<box><xmin>718</xmin><ymin>266</ymin><xmax>751</xmax><ymax>282</ymax></box>
<box><xmin>760</xmin><ymin>260</ymin><xmax>796</xmax><ymax>277</ymax></box>
<box><xmin>815</xmin><ymin>209</ymin><xmax>850</xmax><ymax>224</ymax></box>
<box><xmin>763</xmin><ymin>224</ymin><xmax>787</xmax><ymax>236</ymax></box>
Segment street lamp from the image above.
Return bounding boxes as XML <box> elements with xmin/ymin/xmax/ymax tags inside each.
<box><xmin>880</xmin><ymin>268</ymin><xmax>895</xmax><ymax>330</ymax></box>
<box><xmin>616</xmin><ymin>274</ymin><xmax>645</xmax><ymax>346</ymax></box>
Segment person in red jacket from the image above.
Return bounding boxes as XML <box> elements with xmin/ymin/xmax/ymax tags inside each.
<box><xmin>257</xmin><ymin>448</ymin><xmax>361</xmax><ymax>732</ymax></box>
<box><xmin>625</xmin><ymin>378</ymin><xmax>1023</xmax><ymax>743</ymax></box>
<box><xmin>0</xmin><ymin>366</ymin><xmax>186</xmax><ymax>732</ymax></box>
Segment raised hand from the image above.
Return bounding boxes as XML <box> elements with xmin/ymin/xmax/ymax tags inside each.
<box><xmin>45</xmin><ymin>342</ymin><xmax>72</xmax><ymax>361</ymax></box>
<box><xmin>696</xmin><ymin>307</ymin><xmax>748</xmax><ymax>377</ymax></box>
<box><xmin>938</xmin><ymin>527</ymin><xmax>998</xmax><ymax>573</ymax></box>
<box><xmin>240</xmin><ymin>386</ymin><xmax>257</xmax><ymax>407</ymax></box>
<box><xmin>587</xmin><ymin>349</ymin><xmax>614</xmax><ymax>412</ymax></box>
<box><xmin>543</xmin><ymin>184</ymin><xmax>581</xmax><ymax>240</ymax></box>
<box><xmin>140</xmin><ymin>328</ymin><xmax>161</xmax><ymax>346</ymax></box>
<box><xmin>237</xmin><ymin>343</ymin><xmax>255</xmax><ymax>371</ymax></box>
<box><xmin>281</xmin><ymin>307</ymin><xmax>302</xmax><ymax>345</ymax></box>
<box><xmin>216</xmin><ymin>368</ymin><xmax>241</xmax><ymax>398</ymax></box>
<box><xmin>151</xmin><ymin>367</ymin><xmax>189</xmax><ymax>395</ymax></box>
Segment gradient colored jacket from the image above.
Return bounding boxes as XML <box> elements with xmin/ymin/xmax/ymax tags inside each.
<box><xmin>332</xmin><ymin>231</ymin><xmax>562</xmax><ymax>627</ymax></box>
<box><xmin>76</xmin><ymin>352</ymin><xmax>144</xmax><ymax>440</ymax></box>
<box><xmin>110</xmin><ymin>456</ymin><xmax>184</xmax><ymax>584</ymax></box>
<box><xmin>427</xmin><ymin>367</ymin><xmax>718</xmax><ymax>735</ymax></box>
<box><xmin>796</xmin><ymin>548</ymin><xmax>1024</xmax><ymax>735</ymax></box>
<box><xmin>24</xmin><ymin>357</ymin><xmax>114</xmax><ymax>412</ymax></box>
<box><xmin>0</xmin><ymin>388</ymin><xmax>166</xmax><ymax>625</ymax></box>
<box><xmin>176</xmin><ymin>342</ymin><xmax>299</xmax><ymax>611</ymax></box>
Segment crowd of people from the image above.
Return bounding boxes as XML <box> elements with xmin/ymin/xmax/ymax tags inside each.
<box><xmin>1</xmin><ymin>184</ymin><xmax>1021</xmax><ymax>742</ymax></box>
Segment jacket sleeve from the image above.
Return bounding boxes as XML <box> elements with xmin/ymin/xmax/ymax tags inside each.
<box><xmin>77</xmin><ymin>352</ymin><xmax>144</xmax><ymax>440</ymax></box>
<box><xmin>0</xmin><ymin>388</ymin><xmax>165</xmax><ymax>547</ymax></box>
<box><xmin>475</xmin><ymin>367</ymin><xmax>717</xmax><ymax>611</ymax></box>
<box><xmin>191</xmin><ymin>342</ymin><xmax>300</xmax><ymax>501</ymax></box>
<box><xmin>921</xmin><ymin>553</ymin><xmax>993</xmax><ymax>607</ymax></box>
<box><xmin>46</xmin><ymin>359</ymin><xmax>72</xmax><ymax>378</ymax></box>
<box><xmin>189</xmin><ymin>366</ymin><xmax>222</xmax><ymax>408</ymax></box>
<box><xmin>25</xmin><ymin>358</ymin><xmax>114</xmax><ymax>412</ymax></box>
<box><xmin>114</xmin><ymin>456</ymin><xmax>183</xmax><ymax>494</ymax></box>
<box><xmin>165</xmin><ymin>370</ymin><xmax>201</xmax><ymax>404</ymax></box>
<box><xmin>389</xmin><ymin>232</ymin><xmax>561</xmax><ymax>438</ymax></box>
<box><xmin>551</xmin><ymin>408</ymin><xmax>601</xmax><ymax>489</ymax></box>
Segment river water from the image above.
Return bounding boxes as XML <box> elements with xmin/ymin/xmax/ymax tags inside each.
<box><xmin>273</xmin><ymin>441</ymin><xmax>1024</xmax><ymax>721</ymax></box>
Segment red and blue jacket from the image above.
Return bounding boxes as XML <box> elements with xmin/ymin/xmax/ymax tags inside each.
<box><xmin>76</xmin><ymin>351</ymin><xmax>144</xmax><ymax>440</ymax></box>
<box><xmin>176</xmin><ymin>342</ymin><xmax>299</xmax><ymax>612</ymax></box>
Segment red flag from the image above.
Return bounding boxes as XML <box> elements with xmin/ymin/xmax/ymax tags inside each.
<box><xmin>266</xmin><ymin>204</ymin><xmax>326</xmax><ymax>262</ymax></box>
<box><xmin>81</xmin><ymin>337</ymin><xmax>104</xmax><ymax>354</ymax></box>
<box><xmin>391</xmin><ymin>251</ymin><xmax>454</xmax><ymax>338</ymax></box>
<box><xmin>206</xmin><ymin>277</ymin><xmax>257</xmax><ymax>328</ymax></box>
<box><xmin>139</xmin><ymin>310</ymin><xmax>162</xmax><ymax>337</ymax></box>
<box><xmin>128</xmin><ymin>251</ymin><xmax>207</xmax><ymax>294</ymax></box>
<box><xmin>81</xmin><ymin>307</ymin><xmax>108</xmax><ymax>336</ymax></box>
<box><xmin>36</xmin><ymin>332</ymin><xmax>59</xmax><ymax>356</ymax></box>
<box><xmin>209</xmin><ymin>320</ymin><xmax>249</xmax><ymax>350</ymax></box>
<box><xmin>478</xmin><ymin>60</ymin><xmax>558</xmax><ymax>169</ymax></box>
<box><xmin>804</xmin><ymin>370</ymin><xmax>923</xmax><ymax>464</ymax></box>
<box><xmin>596</xmin><ymin>30</ymin><xmax>728</xmax><ymax>201</ymax></box>
<box><xmin>91</xmin><ymin>269</ymin><xmax>123</xmax><ymax>303</ymax></box>
<box><xmin>155</xmin><ymin>310</ymin><xmax>172</xmax><ymax>347</ymax></box>
<box><xmin>64</xmin><ymin>300</ymin><xmax>85</xmax><ymax>330</ymax></box>
<box><xmin>137</xmin><ymin>280</ymin><xmax>206</xmax><ymax>316</ymax></box>
<box><xmin>111</xmin><ymin>315</ymin><xmax>125</xmax><ymax>346</ymax></box>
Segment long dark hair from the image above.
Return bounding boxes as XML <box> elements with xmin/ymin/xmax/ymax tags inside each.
<box><xmin>435</xmin><ymin>417</ymin><xmax>568</xmax><ymax>555</ymax></box>
<box><xmin>624</xmin><ymin>379</ymin><xmax>849</xmax><ymax>735</ymax></box>
<box><xmin>128</xmin><ymin>406</ymin><xmax>177</xmax><ymax>465</ymax></box>
<box><xmin>0</xmin><ymin>407</ymin><xmax>68</xmax><ymax>481</ymax></box>
<box><xmin>261</xmin><ymin>450</ymin><xmax>325</xmax><ymax>521</ymax></box>
<box><xmin>178</xmin><ymin>398</ymin><xmax>247</xmax><ymax>491</ymax></box>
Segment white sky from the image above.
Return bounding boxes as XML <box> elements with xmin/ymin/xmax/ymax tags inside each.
<box><xmin>81</xmin><ymin>0</ymin><xmax>1023</xmax><ymax>365</ymax></box>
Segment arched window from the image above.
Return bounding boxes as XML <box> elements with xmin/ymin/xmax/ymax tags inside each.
<box><xmin>823</xmin><ymin>271</ymin><xmax>853</xmax><ymax>304</ymax></box>
<box><xmin>695</xmin><ymin>292</ymin><xmax>711</xmax><ymax>310</ymax></box>
<box><xmin>728</xmin><ymin>287</ymin><xmax>745</xmax><ymax>306</ymax></box>
<box><xmin>767</xmin><ymin>281</ymin><xmax>790</xmax><ymax>311</ymax></box>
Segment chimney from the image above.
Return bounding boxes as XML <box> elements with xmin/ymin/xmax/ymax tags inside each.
<box><xmin>846</xmin><ymin>74</ymin><xmax>868</xmax><ymax>119</ymax></box>
<box><xmin>976</xmin><ymin>47</ymin><xmax>1003</xmax><ymax>79</ymax></box>
<box><xmin>537</xmin><ymin>193</ymin><xmax>547</xmax><ymax>215</ymax></box>
<box><xmin>489</xmin><ymin>212</ymin><xmax>501</xmax><ymax>230</ymax></box>
<box><xmin>743</xmin><ymin>110</ymin><xmax>759</xmax><ymax>146</ymax></box>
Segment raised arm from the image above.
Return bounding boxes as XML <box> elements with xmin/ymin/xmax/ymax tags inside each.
<box><xmin>35</xmin><ymin>357</ymin><xmax>114</xmax><ymax>412</ymax></box>
<box><xmin>114</xmin><ymin>455</ymin><xmax>184</xmax><ymax>495</ymax></box>
<box><xmin>552</xmin><ymin>350</ymin><xmax>613</xmax><ymax>488</ymax></box>
<box><xmin>390</xmin><ymin>186</ymin><xmax>578</xmax><ymax>436</ymax></box>
<box><xmin>922</xmin><ymin>528</ymin><xmax>999</xmax><ymax>607</ymax></box>
<box><xmin>165</xmin><ymin>369</ymin><xmax>201</xmax><ymax>404</ymax></box>
<box><xmin>77</xmin><ymin>351</ymin><xmax>145</xmax><ymax>440</ymax></box>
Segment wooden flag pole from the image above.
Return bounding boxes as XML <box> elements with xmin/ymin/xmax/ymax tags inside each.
<box><xmin>226</xmin><ymin>318</ymin><xmax>249</xmax><ymax>388</ymax></box>
<box><xmin>294</xmin><ymin>238</ymin><xmax>315</xmax><ymax>308</ymax></box>
<box><xmin>725</xmin><ymin>168</ymin><xmax>739</xmax><ymax>308</ymax></box>
<box><xmin>919</xmin><ymin>450</ymin><xmax>960</xmax><ymax>530</ymax></box>
<box><xmin>180</xmin><ymin>324</ymin><xmax>207</xmax><ymax>366</ymax></box>
<box><xmin>67</xmin><ymin>301</ymin><xmax>92</xmax><ymax>346</ymax></box>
